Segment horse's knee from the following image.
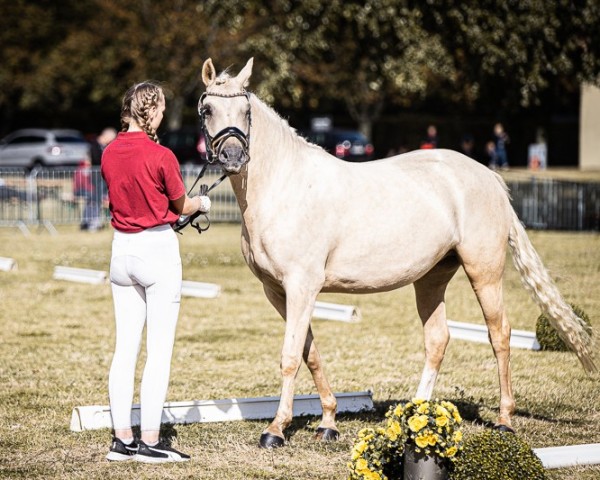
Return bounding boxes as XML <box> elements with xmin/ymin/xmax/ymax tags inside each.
<box><xmin>423</xmin><ymin>327</ymin><xmax>449</xmax><ymax>366</ymax></box>
<box><xmin>280</xmin><ymin>354</ymin><xmax>302</xmax><ymax>377</ymax></box>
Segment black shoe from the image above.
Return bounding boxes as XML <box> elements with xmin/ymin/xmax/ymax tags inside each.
<box><xmin>134</xmin><ymin>440</ymin><xmax>190</xmax><ymax>463</ymax></box>
<box><xmin>106</xmin><ymin>437</ymin><xmax>138</xmax><ymax>461</ymax></box>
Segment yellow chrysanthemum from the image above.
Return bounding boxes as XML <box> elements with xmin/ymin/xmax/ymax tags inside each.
<box><xmin>436</xmin><ymin>405</ymin><xmax>450</xmax><ymax>417</ymax></box>
<box><xmin>435</xmin><ymin>415</ymin><xmax>449</xmax><ymax>427</ymax></box>
<box><xmin>413</xmin><ymin>398</ymin><xmax>425</xmax><ymax>405</ymax></box>
<box><xmin>415</xmin><ymin>435</ymin><xmax>429</xmax><ymax>448</ymax></box>
<box><xmin>355</xmin><ymin>458</ymin><xmax>368</xmax><ymax>471</ymax></box>
<box><xmin>452</xmin><ymin>430</ymin><xmax>463</xmax><ymax>442</ymax></box>
<box><xmin>393</xmin><ymin>405</ymin><xmax>403</xmax><ymax>417</ymax></box>
<box><xmin>446</xmin><ymin>446</ymin><xmax>458</xmax><ymax>457</ymax></box>
<box><xmin>386</xmin><ymin>420</ymin><xmax>402</xmax><ymax>441</ymax></box>
<box><xmin>417</xmin><ymin>403</ymin><xmax>429</xmax><ymax>414</ymax></box>
<box><xmin>408</xmin><ymin>414</ymin><xmax>429</xmax><ymax>432</ymax></box>
<box><xmin>352</xmin><ymin>440</ymin><xmax>368</xmax><ymax>459</ymax></box>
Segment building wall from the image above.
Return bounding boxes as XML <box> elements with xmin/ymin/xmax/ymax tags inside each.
<box><xmin>580</xmin><ymin>83</ymin><xmax>600</xmax><ymax>171</ymax></box>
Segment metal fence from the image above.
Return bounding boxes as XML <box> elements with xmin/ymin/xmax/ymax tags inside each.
<box><xmin>0</xmin><ymin>166</ymin><xmax>241</xmax><ymax>234</ymax></box>
<box><xmin>1</xmin><ymin>167</ymin><xmax>599</xmax><ymax>233</ymax></box>
<box><xmin>507</xmin><ymin>178</ymin><xmax>600</xmax><ymax>231</ymax></box>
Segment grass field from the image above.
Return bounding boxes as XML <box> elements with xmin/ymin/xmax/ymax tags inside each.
<box><xmin>0</xmin><ymin>223</ymin><xmax>598</xmax><ymax>479</ymax></box>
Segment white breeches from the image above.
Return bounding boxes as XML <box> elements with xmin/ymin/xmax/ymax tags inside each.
<box><xmin>108</xmin><ymin>225</ymin><xmax>182</xmax><ymax>432</ymax></box>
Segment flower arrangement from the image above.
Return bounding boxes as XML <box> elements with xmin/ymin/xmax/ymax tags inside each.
<box><xmin>348</xmin><ymin>427</ymin><xmax>403</xmax><ymax>480</ymax></box>
<box><xmin>387</xmin><ymin>398</ymin><xmax>463</xmax><ymax>460</ymax></box>
<box><xmin>348</xmin><ymin>399</ymin><xmax>463</xmax><ymax>480</ymax></box>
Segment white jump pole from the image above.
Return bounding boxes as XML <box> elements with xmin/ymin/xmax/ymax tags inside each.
<box><xmin>53</xmin><ymin>266</ymin><xmax>107</xmax><ymax>285</ymax></box>
<box><xmin>70</xmin><ymin>391</ymin><xmax>374</xmax><ymax>432</ymax></box>
<box><xmin>180</xmin><ymin>280</ymin><xmax>221</xmax><ymax>299</ymax></box>
<box><xmin>534</xmin><ymin>443</ymin><xmax>600</xmax><ymax>469</ymax></box>
<box><xmin>313</xmin><ymin>301</ymin><xmax>361</xmax><ymax>323</ymax></box>
<box><xmin>0</xmin><ymin>256</ymin><xmax>17</xmax><ymax>271</ymax></box>
<box><xmin>447</xmin><ymin>320</ymin><xmax>540</xmax><ymax>350</ymax></box>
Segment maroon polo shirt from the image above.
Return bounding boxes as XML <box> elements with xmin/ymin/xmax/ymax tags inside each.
<box><xmin>101</xmin><ymin>131</ymin><xmax>186</xmax><ymax>233</ymax></box>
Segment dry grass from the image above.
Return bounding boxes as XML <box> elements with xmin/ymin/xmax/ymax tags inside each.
<box><xmin>0</xmin><ymin>223</ymin><xmax>598</xmax><ymax>479</ymax></box>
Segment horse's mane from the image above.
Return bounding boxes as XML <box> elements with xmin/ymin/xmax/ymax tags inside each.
<box><xmin>248</xmin><ymin>93</ymin><xmax>322</xmax><ymax>157</ymax></box>
<box><xmin>208</xmin><ymin>71</ymin><xmax>323</xmax><ymax>159</ymax></box>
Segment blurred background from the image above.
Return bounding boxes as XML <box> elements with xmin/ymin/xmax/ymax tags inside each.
<box><xmin>1</xmin><ymin>0</ymin><xmax>599</xmax><ymax>167</ymax></box>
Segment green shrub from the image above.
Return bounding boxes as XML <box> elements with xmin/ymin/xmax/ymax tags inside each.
<box><xmin>535</xmin><ymin>303</ymin><xmax>592</xmax><ymax>351</ymax></box>
<box><xmin>449</xmin><ymin>430</ymin><xmax>546</xmax><ymax>480</ymax></box>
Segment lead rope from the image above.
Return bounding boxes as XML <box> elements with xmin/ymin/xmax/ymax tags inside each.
<box><xmin>173</xmin><ymin>165</ymin><xmax>228</xmax><ymax>234</ymax></box>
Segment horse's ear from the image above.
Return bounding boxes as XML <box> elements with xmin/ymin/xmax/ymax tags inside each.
<box><xmin>236</xmin><ymin>57</ymin><xmax>254</xmax><ymax>88</ymax></box>
<box><xmin>202</xmin><ymin>58</ymin><xmax>216</xmax><ymax>87</ymax></box>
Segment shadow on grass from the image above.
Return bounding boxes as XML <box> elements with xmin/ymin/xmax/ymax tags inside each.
<box><xmin>273</xmin><ymin>391</ymin><xmax>575</xmax><ymax>443</ymax></box>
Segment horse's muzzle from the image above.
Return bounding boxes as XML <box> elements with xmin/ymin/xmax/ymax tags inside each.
<box><xmin>218</xmin><ymin>144</ymin><xmax>248</xmax><ymax>173</ymax></box>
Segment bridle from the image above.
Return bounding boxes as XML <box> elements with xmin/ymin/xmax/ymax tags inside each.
<box><xmin>174</xmin><ymin>90</ymin><xmax>252</xmax><ymax>235</ymax></box>
<box><xmin>198</xmin><ymin>90</ymin><xmax>252</xmax><ymax>166</ymax></box>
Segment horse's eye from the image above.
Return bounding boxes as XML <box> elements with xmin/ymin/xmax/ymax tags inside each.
<box><xmin>202</xmin><ymin>105</ymin><xmax>212</xmax><ymax>117</ymax></box>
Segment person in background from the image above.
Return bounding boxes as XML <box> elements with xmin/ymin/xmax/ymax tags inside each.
<box><xmin>493</xmin><ymin>122</ymin><xmax>510</xmax><ymax>170</ymax></box>
<box><xmin>486</xmin><ymin>141</ymin><xmax>498</xmax><ymax>170</ymax></box>
<box><xmin>459</xmin><ymin>134</ymin><xmax>476</xmax><ymax>160</ymax></box>
<box><xmin>90</xmin><ymin>128</ymin><xmax>117</xmax><ymax>166</ymax></box>
<box><xmin>420</xmin><ymin>124</ymin><xmax>438</xmax><ymax>149</ymax></box>
<box><xmin>73</xmin><ymin>156</ymin><xmax>102</xmax><ymax>231</ymax></box>
<box><xmin>101</xmin><ymin>81</ymin><xmax>211</xmax><ymax>464</ymax></box>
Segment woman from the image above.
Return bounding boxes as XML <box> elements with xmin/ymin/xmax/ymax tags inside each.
<box><xmin>101</xmin><ymin>81</ymin><xmax>210</xmax><ymax>463</ymax></box>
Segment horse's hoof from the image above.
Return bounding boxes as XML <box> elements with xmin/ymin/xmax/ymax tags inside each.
<box><xmin>493</xmin><ymin>424</ymin><xmax>516</xmax><ymax>433</ymax></box>
<box><xmin>259</xmin><ymin>432</ymin><xmax>285</xmax><ymax>448</ymax></box>
<box><xmin>315</xmin><ymin>427</ymin><xmax>340</xmax><ymax>441</ymax></box>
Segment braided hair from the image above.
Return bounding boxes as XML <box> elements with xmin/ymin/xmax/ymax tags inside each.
<box><xmin>120</xmin><ymin>81</ymin><xmax>164</xmax><ymax>143</ymax></box>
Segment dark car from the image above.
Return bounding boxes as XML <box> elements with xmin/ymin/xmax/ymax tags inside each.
<box><xmin>160</xmin><ymin>127</ymin><xmax>206</xmax><ymax>165</ymax></box>
<box><xmin>302</xmin><ymin>129</ymin><xmax>375</xmax><ymax>162</ymax></box>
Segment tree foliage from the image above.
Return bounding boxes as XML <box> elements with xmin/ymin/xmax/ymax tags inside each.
<box><xmin>0</xmin><ymin>0</ymin><xmax>598</xmax><ymax>134</ymax></box>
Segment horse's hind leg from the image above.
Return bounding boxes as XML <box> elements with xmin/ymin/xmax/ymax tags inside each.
<box><xmin>261</xmin><ymin>284</ymin><xmax>338</xmax><ymax>446</ymax></box>
<box><xmin>413</xmin><ymin>256</ymin><xmax>460</xmax><ymax>400</ymax></box>
<box><xmin>462</xmin><ymin>253</ymin><xmax>515</xmax><ymax>431</ymax></box>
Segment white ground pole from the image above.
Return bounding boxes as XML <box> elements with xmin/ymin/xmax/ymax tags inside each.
<box><xmin>53</xmin><ymin>266</ymin><xmax>107</xmax><ymax>285</ymax></box>
<box><xmin>447</xmin><ymin>319</ymin><xmax>541</xmax><ymax>350</ymax></box>
<box><xmin>312</xmin><ymin>301</ymin><xmax>361</xmax><ymax>322</ymax></box>
<box><xmin>70</xmin><ymin>391</ymin><xmax>374</xmax><ymax>432</ymax></box>
<box><xmin>0</xmin><ymin>256</ymin><xmax>17</xmax><ymax>271</ymax></box>
<box><xmin>180</xmin><ymin>280</ymin><xmax>221</xmax><ymax>299</ymax></box>
<box><xmin>534</xmin><ymin>443</ymin><xmax>600</xmax><ymax>469</ymax></box>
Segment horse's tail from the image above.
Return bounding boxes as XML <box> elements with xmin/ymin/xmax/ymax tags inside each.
<box><xmin>508</xmin><ymin>209</ymin><xmax>596</xmax><ymax>373</ymax></box>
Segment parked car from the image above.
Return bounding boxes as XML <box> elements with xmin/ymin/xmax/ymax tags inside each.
<box><xmin>302</xmin><ymin>129</ymin><xmax>375</xmax><ymax>162</ymax></box>
<box><xmin>0</xmin><ymin>128</ymin><xmax>90</xmax><ymax>170</ymax></box>
<box><xmin>160</xmin><ymin>127</ymin><xmax>207</xmax><ymax>165</ymax></box>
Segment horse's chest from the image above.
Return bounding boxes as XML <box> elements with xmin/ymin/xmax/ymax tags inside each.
<box><xmin>240</xmin><ymin>231</ymin><xmax>283</xmax><ymax>283</ymax></box>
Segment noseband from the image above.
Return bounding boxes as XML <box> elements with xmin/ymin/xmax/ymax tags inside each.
<box><xmin>198</xmin><ymin>91</ymin><xmax>251</xmax><ymax>165</ymax></box>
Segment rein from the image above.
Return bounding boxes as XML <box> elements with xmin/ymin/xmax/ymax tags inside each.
<box><xmin>173</xmin><ymin>164</ymin><xmax>228</xmax><ymax>235</ymax></box>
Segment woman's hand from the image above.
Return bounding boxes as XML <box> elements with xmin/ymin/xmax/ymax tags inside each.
<box><xmin>196</xmin><ymin>195</ymin><xmax>211</xmax><ymax>213</ymax></box>
<box><xmin>172</xmin><ymin>193</ymin><xmax>211</xmax><ymax>215</ymax></box>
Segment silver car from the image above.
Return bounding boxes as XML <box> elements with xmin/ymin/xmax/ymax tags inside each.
<box><xmin>0</xmin><ymin>128</ymin><xmax>90</xmax><ymax>170</ymax></box>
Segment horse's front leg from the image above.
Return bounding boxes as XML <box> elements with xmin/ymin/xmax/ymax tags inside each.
<box><xmin>304</xmin><ymin>327</ymin><xmax>339</xmax><ymax>441</ymax></box>
<box><xmin>260</xmin><ymin>281</ymin><xmax>320</xmax><ymax>448</ymax></box>
<box><xmin>261</xmin><ymin>285</ymin><xmax>339</xmax><ymax>447</ymax></box>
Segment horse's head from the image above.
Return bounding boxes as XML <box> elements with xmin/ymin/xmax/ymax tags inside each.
<box><xmin>199</xmin><ymin>58</ymin><xmax>253</xmax><ymax>174</ymax></box>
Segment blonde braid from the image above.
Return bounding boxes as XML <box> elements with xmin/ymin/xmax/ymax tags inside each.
<box><xmin>120</xmin><ymin>81</ymin><xmax>163</xmax><ymax>143</ymax></box>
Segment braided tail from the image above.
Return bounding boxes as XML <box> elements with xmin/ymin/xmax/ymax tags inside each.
<box><xmin>508</xmin><ymin>210</ymin><xmax>596</xmax><ymax>373</ymax></box>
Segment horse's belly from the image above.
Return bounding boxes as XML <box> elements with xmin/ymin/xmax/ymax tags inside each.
<box><xmin>321</xmin><ymin>259</ymin><xmax>434</xmax><ymax>294</ymax></box>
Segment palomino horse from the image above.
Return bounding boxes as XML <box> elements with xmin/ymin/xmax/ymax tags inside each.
<box><xmin>198</xmin><ymin>58</ymin><xmax>595</xmax><ymax>448</ymax></box>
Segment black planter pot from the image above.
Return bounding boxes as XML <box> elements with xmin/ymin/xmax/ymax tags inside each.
<box><xmin>403</xmin><ymin>443</ymin><xmax>449</xmax><ymax>480</ymax></box>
